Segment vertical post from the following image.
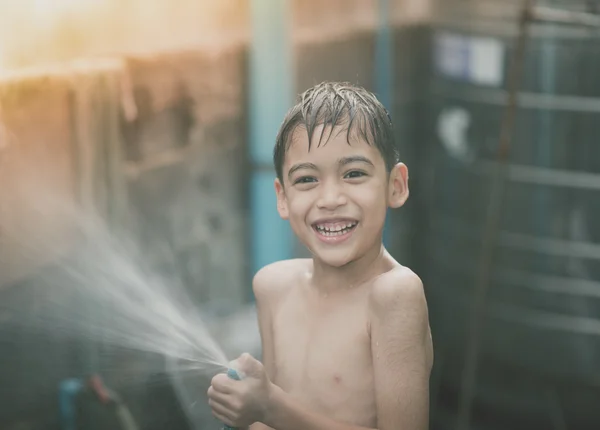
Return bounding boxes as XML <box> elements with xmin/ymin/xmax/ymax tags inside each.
<box><xmin>456</xmin><ymin>2</ymin><xmax>534</xmax><ymax>429</ymax></box>
<box><xmin>376</xmin><ymin>0</ymin><xmax>394</xmax><ymax>246</ymax></box>
<box><xmin>249</xmin><ymin>0</ymin><xmax>294</xmax><ymax>280</ymax></box>
<box><xmin>534</xmin><ymin>33</ymin><xmax>555</xmax><ymax>240</ymax></box>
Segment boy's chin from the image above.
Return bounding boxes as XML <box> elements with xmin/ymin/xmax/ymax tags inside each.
<box><xmin>311</xmin><ymin>249</ymin><xmax>356</xmax><ymax>268</ymax></box>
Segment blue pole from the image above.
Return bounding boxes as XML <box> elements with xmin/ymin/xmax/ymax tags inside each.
<box><xmin>375</xmin><ymin>0</ymin><xmax>394</xmax><ymax>247</ymax></box>
<box><xmin>376</xmin><ymin>0</ymin><xmax>393</xmax><ymax>113</ymax></box>
<box><xmin>249</xmin><ymin>0</ymin><xmax>294</xmax><ymax>281</ymax></box>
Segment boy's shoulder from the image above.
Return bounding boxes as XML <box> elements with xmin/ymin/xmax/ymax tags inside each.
<box><xmin>370</xmin><ymin>265</ymin><xmax>433</xmax><ymax>371</ymax></box>
<box><xmin>252</xmin><ymin>258</ymin><xmax>311</xmax><ymax>301</ymax></box>
<box><xmin>369</xmin><ymin>265</ymin><xmax>426</xmax><ymax>314</ymax></box>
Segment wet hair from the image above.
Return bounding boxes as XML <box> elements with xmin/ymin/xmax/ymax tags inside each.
<box><xmin>273</xmin><ymin>81</ymin><xmax>399</xmax><ymax>183</ymax></box>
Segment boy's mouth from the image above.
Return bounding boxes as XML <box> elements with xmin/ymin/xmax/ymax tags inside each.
<box><xmin>312</xmin><ymin>219</ymin><xmax>358</xmax><ymax>243</ymax></box>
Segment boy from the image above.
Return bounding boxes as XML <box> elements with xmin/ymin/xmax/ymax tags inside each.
<box><xmin>207</xmin><ymin>82</ymin><xmax>433</xmax><ymax>430</ymax></box>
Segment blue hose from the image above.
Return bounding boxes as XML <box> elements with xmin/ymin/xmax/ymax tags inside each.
<box><xmin>222</xmin><ymin>368</ymin><xmax>242</xmax><ymax>430</ymax></box>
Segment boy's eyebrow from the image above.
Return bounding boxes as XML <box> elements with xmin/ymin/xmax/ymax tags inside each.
<box><xmin>338</xmin><ymin>155</ymin><xmax>374</xmax><ymax>167</ymax></box>
<box><xmin>287</xmin><ymin>156</ymin><xmax>373</xmax><ymax>178</ymax></box>
<box><xmin>288</xmin><ymin>162</ymin><xmax>318</xmax><ymax>179</ymax></box>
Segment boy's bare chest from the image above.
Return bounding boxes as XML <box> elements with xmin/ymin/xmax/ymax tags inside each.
<box><xmin>271</xmin><ymin>290</ymin><xmax>376</xmax><ymax>423</ymax></box>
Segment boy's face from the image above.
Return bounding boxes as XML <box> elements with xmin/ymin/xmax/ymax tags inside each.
<box><xmin>275</xmin><ymin>124</ymin><xmax>409</xmax><ymax>267</ymax></box>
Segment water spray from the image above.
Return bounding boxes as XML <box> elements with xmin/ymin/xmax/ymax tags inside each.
<box><xmin>3</xmin><ymin>190</ymin><xmax>238</xmax><ymax>426</ymax></box>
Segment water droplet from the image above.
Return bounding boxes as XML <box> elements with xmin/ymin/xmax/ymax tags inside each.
<box><xmin>376</xmin><ymin>354</ymin><xmax>380</xmax><ymax>359</ymax></box>
<box><xmin>376</xmin><ymin>342</ymin><xmax>379</xmax><ymax>347</ymax></box>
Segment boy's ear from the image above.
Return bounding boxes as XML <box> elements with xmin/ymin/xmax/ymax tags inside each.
<box><xmin>274</xmin><ymin>178</ymin><xmax>289</xmax><ymax>219</ymax></box>
<box><xmin>388</xmin><ymin>163</ymin><xmax>409</xmax><ymax>208</ymax></box>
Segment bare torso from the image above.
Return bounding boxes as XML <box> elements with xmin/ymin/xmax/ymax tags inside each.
<box><xmin>270</xmin><ymin>261</ymin><xmax>379</xmax><ymax>427</ymax></box>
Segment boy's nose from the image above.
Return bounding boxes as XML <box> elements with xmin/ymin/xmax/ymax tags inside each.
<box><xmin>316</xmin><ymin>182</ymin><xmax>347</xmax><ymax>210</ymax></box>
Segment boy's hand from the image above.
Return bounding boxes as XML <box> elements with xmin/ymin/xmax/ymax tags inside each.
<box><xmin>207</xmin><ymin>353</ymin><xmax>273</xmax><ymax>427</ymax></box>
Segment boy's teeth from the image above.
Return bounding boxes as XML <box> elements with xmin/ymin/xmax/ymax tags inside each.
<box><xmin>315</xmin><ymin>221</ymin><xmax>357</xmax><ymax>235</ymax></box>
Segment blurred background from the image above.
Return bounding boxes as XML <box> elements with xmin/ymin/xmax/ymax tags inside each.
<box><xmin>1</xmin><ymin>0</ymin><xmax>600</xmax><ymax>429</ymax></box>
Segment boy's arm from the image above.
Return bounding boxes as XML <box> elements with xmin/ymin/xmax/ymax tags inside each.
<box><xmin>369</xmin><ymin>270</ymin><xmax>433</xmax><ymax>430</ymax></box>
<box><xmin>256</xmin><ymin>270</ymin><xmax>432</xmax><ymax>430</ymax></box>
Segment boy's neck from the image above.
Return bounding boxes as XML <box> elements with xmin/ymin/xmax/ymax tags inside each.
<box><xmin>310</xmin><ymin>243</ymin><xmax>391</xmax><ymax>293</ymax></box>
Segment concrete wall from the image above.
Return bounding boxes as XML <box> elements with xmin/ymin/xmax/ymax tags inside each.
<box><xmin>0</xmin><ymin>48</ymin><xmax>250</xmax><ymax>429</ymax></box>
<box><xmin>121</xmin><ymin>47</ymin><xmax>249</xmax><ymax>307</ymax></box>
<box><xmin>0</xmin><ymin>61</ymin><xmax>126</xmax><ymax>290</ymax></box>
<box><xmin>0</xmin><ymin>0</ymin><xmax>431</xmax><ymax>71</ymax></box>
<box><xmin>0</xmin><ymin>71</ymin><xmax>76</xmax><ymax>288</ymax></box>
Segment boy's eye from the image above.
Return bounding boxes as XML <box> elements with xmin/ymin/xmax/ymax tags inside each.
<box><xmin>294</xmin><ymin>176</ymin><xmax>317</xmax><ymax>185</ymax></box>
<box><xmin>344</xmin><ymin>170</ymin><xmax>366</xmax><ymax>179</ymax></box>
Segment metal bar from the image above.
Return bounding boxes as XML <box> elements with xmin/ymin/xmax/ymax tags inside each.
<box><xmin>249</xmin><ymin>0</ymin><xmax>295</xmax><ymax>280</ymax></box>
<box><xmin>430</xmin><ymin>250</ymin><xmax>600</xmax><ymax>300</ymax></box>
<box><xmin>456</xmin><ymin>1</ymin><xmax>536</xmax><ymax>429</ymax></box>
<box><xmin>470</xmin><ymin>161</ymin><xmax>600</xmax><ymax>191</ymax></box>
<box><xmin>531</xmin><ymin>6</ymin><xmax>600</xmax><ymax>28</ymax></box>
<box><xmin>430</xmin><ymin>215</ymin><xmax>600</xmax><ymax>261</ymax></box>
<box><xmin>492</xmin><ymin>302</ymin><xmax>600</xmax><ymax>337</ymax></box>
<box><xmin>442</xmin><ymin>289</ymin><xmax>600</xmax><ymax>338</ymax></box>
<box><xmin>432</xmin><ymin>84</ymin><xmax>600</xmax><ymax>113</ymax></box>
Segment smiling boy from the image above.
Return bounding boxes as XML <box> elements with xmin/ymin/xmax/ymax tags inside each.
<box><xmin>207</xmin><ymin>82</ymin><xmax>433</xmax><ymax>430</ymax></box>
